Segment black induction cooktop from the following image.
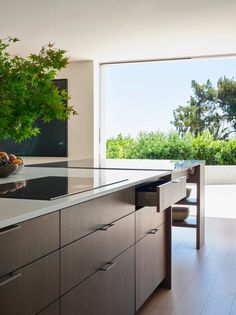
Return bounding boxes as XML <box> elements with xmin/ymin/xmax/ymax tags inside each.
<box><xmin>0</xmin><ymin>176</ymin><xmax>128</xmax><ymax>201</ymax></box>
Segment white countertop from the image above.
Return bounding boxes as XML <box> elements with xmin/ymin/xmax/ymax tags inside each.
<box><xmin>0</xmin><ymin>166</ymin><xmax>170</xmax><ymax>229</ymax></box>
<box><xmin>24</xmin><ymin>158</ymin><xmax>204</xmax><ymax>171</ymax></box>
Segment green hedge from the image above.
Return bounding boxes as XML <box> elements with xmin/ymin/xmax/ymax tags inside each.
<box><xmin>106</xmin><ymin>132</ymin><xmax>236</xmax><ymax>165</ymax></box>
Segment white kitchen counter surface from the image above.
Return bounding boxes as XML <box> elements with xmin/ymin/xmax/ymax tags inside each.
<box><xmin>0</xmin><ymin>167</ymin><xmax>170</xmax><ymax>229</ymax></box>
<box><xmin>25</xmin><ymin>158</ymin><xmax>204</xmax><ymax>172</ymax></box>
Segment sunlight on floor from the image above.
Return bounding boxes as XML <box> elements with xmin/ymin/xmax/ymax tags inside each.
<box><xmin>205</xmin><ymin>185</ymin><xmax>236</xmax><ymax>219</ymax></box>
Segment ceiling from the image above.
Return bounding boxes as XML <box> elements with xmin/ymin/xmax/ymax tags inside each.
<box><xmin>1</xmin><ymin>0</ymin><xmax>236</xmax><ymax>62</ymax></box>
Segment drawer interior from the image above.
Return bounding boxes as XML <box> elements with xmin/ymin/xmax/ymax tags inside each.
<box><xmin>136</xmin><ymin>176</ymin><xmax>186</xmax><ymax>210</ymax></box>
<box><xmin>136</xmin><ymin>179</ymin><xmax>169</xmax><ymax>193</ymax></box>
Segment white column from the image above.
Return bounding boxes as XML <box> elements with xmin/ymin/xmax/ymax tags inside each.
<box><xmin>57</xmin><ymin>61</ymin><xmax>100</xmax><ymax>160</ymax></box>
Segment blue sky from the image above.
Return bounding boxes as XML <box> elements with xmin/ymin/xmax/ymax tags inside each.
<box><xmin>103</xmin><ymin>57</ymin><xmax>236</xmax><ymax>139</ymax></box>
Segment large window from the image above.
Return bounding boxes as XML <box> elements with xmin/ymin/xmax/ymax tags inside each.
<box><xmin>100</xmin><ymin>57</ymin><xmax>236</xmax><ymax>164</ymax></box>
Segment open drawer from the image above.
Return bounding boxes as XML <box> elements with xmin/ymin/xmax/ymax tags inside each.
<box><xmin>136</xmin><ymin>176</ymin><xmax>186</xmax><ymax>211</ymax></box>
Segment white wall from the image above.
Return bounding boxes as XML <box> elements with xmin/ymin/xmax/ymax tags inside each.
<box><xmin>205</xmin><ymin>166</ymin><xmax>236</xmax><ymax>185</ymax></box>
<box><xmin>56</xmin><ymin>61</ymin><xmax>99</xmax><ymax>160</ymax></box>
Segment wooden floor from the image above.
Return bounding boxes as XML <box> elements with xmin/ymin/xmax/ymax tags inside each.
<box><xmin>138</xmin><ymin>217</ymin><xmax>236</xmax><ymax>315</ymax></box>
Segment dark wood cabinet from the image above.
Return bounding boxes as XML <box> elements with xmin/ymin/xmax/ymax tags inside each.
<box><xmin>0</xmin><ymin>212</ymin><xmax>59</xmax><ymax>277</ymax></box>
<box><xmin>61</xmin><ymin>246</ymin><xmax>135</xmax><ymax>315</ymax></box>
<box><xmin>136</xmin><ymin>224</ymin><xmax>165</xmax><ymax>311</ymax></box>
<box><xmin>61</xmin><ymin>188</ymin><xmax>135</xmax><ymax>246</ymax></box>
<box><xmin>0</xmin><ymin>251</ymin><xmax>59</xmax><ymax>315</ymax></box>
<box><xmin>136</xmin><ymin>206</ymin><xmax>165</xmax><ymax>241</ymax></box>
<box><xmin>61</xmin><ymin>212</ymin><xmax>135</xmax><ymax>294</ymax></box>
<box><xmin>0</xmin><ymin>172</ymin><xmax>181</xmax><ymax>314</ymax></box>
<box><xmin>173</xmin><ymin>164</ymin><xmax>205</xmax><ymax>249</ymax></box>
<box><xmin>37</xmin><ymin>300</ymin><xmax>59</xmax><ymax>315</ymax></box>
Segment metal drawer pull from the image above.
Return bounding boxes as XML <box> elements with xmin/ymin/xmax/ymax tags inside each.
<box><xmin>0</xmin><ymin>224</ymin><xmax>21</xmax><ymax>236</ymax></box>
<box><xmin>100</xmin><ymin>261</ymin><xmax>117</xmax><ymax>271</ymax></box>
<box><xmin>0</xmin><ymin>272</ymin><xmax>21</xmax><ymax>287</ymax></box>
<box><xmin>172</xmin><ymin>179</ymin><xmax>181</xmax><ymax>184</ymax></box>
<box><xmin>100</xmin><ymin>223</ymin><xmax>115</xmax><ymax>231</ymax></box>
<box><xmin>148</xmin><ymin>228</ymin><xmax>159</xmax><ymax>235</ymax></box>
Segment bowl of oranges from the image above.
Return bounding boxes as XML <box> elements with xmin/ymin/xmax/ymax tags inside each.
<box><xmin>0</xmin><ymin>152</ymin><xmax>24</xmax><ymax>178</ymax></box>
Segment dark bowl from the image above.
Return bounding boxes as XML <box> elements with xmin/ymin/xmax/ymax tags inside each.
<box><xmin>0</xmin><ymin>164</ymin><xmax>18</xmax><ymax>178</ymax></box>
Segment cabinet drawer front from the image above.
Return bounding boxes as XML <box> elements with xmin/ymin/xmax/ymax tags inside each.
<box><xmin>0</xmin><ymin>212</ymin><xmax>59</xmax><ymax>277</ymax></box>
<box><xmin>136</xmin><ymin>176</ymin><xmax>186</xmax><ymax>211</ymax></box>
<box><xmin>136</xmin><ymin>206</ymin><xmax>165</xmax><ymax>241</ymax></box>
<box><xmin>61</xmin><ymin>213</ymin><xmax>135</xmax><ymax>294</ymax></box>
<box><xmin>0</xmin><ymin>251</ymin><xmax>59</xmax><ymax>315</ymax></box>
<box><xmin>61</xmin><ymin>246</ymin><xmax>135</xmax><ymax>315</ymax></box>
<box><xmin>136</xmin><ymin>223</ymin><xmax>165</xmax><ymax>311</ymax></box>
<box><xmin>38</xmin><ymin>301</ymin><xmax>59</xmax><ymax>315</ymax></box>
<box><xmin>61</xmin><ymin>188</ymin><xmax>135</xmax><ymax>246</ymax></box>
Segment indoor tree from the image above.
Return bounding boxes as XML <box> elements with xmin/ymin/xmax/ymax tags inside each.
<box><xmin>0</xmin><ymin>37</ymin><xmax>77</xmax><ymax>142</ymax></box>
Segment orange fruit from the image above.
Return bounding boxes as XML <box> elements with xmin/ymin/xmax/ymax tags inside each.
<box><xmin>12</xmin><ymin>159</ymin><xmax>23</xmax><ymax>165</ymax></box>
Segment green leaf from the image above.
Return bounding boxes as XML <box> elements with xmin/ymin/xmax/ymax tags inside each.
<box><xmin>0</xmin><ymin>37</ymin><xmax>78</xmax><ymax>142</ymax></box>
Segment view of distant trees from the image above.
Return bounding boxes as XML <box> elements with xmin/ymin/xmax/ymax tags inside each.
<box><xmin>106</xmin><ymin>77</ymin><xmax>236</xmax><ymax>164</ymax></box>
<box><xmin>106</xmin><ymin>132</ymin><xmax>236</xmax><ymax>165</ymax></box>
<box><xmin>171</xmin><ymin>77</ymin><xmax>236</xmax><ymax>140</ymax></box>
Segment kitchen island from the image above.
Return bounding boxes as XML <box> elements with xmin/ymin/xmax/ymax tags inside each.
<box><xmin>0</xmin><ymin>160</ymin><xmax>204</xmax><ymax>315</ymax></box>
<box><xmin>26</xmin><ymin>158</ymin><xmax>205</xmax><ymax>249</ymax></box>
